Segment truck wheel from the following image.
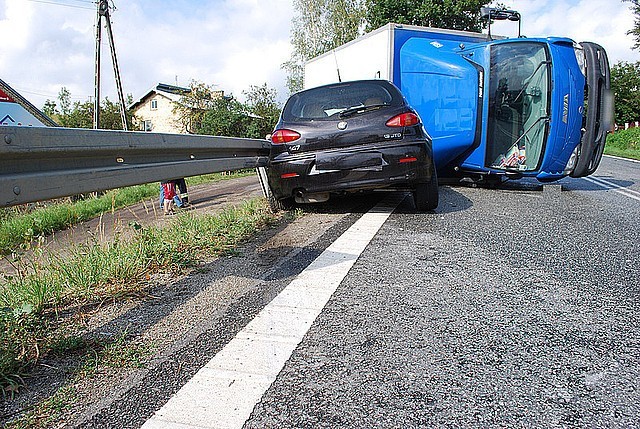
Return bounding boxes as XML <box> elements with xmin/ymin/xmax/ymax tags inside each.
<box><xmin>413</xmin><ymin>170</ymin><xmax>439</xmax><ymax>212</ymax></box>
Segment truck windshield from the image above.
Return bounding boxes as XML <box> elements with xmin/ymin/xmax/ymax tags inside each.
<box><xmin>486</xmin><ymin>42</ymin><xmax>550</xmax><ymax>171</ymax></box>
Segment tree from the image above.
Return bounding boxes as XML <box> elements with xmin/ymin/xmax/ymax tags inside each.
<box><xmin>43</xmin><ymin>88</ymin><xmax>134</xmax><ymax>130</ymax></box>
<box><xmin>283</xmin><ymin>0</ymin><xmax>366</xmax><ymax>93</ymax></box>
<box><xmin>173</xmin><ymin>80</ymin><xmax>280</xmax><ymax>138</ymax></box>
<box><xmin>366</xmin><ymin>0</ymin><xmax>492</xmax><ymax>32</ymax></box>
<box><xmin>196</xmin><ymin>96</ymin><xmax>252</xmax><ymax>137</ymax></box>
<box><xmin>61</xmin><ymin>100</ymin><xmax>93</xmax><ymax>128</ymax></box>
<box><xmin>627</xmin><ymin>0</ymin><xmax>640</xmax><ymax>50</ymax></box>
<box><xmin>243</xmin><ymin>83</ymin><xmax>281</xmax><ymax>139</ymax></box>
<box><xmin>611</xmin><ymin>61</ymin><xmax>640</xmax><ymax>124</ymax></box>
<box><xmin>173</xmin><ymin>81</ymin><xmax>223</xmax><ymax>133</ymax></box>
<box><xmin>57</xmin><ymin>87</ymin><xmax>72</xmax><ymax>117</ymax></box>
<box><xmin>42</xmin><ymin>100</ymin><xmax>57</xmax><ymax>118</ymax></box>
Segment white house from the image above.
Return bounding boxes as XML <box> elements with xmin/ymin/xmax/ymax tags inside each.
<box><xmin>129</xmin><ymin>83</ymin><xmax>191</xmax><ymax>134</ymax></box>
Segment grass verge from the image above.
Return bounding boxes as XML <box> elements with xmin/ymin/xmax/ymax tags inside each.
<box><xmin>605</xmin><ymin>127</ymin><xmax>640</xmax><ymax>160</ymax></box>
<box><xmin>0</xmin><ymin>170</ymin><xmax>254</xmax><ymax>256</ymax></box>
<box><xmin>0</xmin><ymin>198</ymin><xmax>277</xmax><ymax>402</ymax></box>
<box><xmin>4</xmin><ymin>330</ymin><xmax>155</xmax><ymax>429</ymax></box>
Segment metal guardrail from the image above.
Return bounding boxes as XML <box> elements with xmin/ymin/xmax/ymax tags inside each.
<box><xmin>0</xmin><ymin>126</ymin><xmax>270</xmax><ymax>207</ymax></box>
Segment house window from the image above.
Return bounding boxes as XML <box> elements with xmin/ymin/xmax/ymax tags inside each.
<box><xmin>150</xmin><ymin>99</ymin><xmax>158</xmax><ymax>110</ymax></box>
<box><xmin>142</xmin><ymin>120</ymin><xmax>153</xmax><ymax>132</ymax></box>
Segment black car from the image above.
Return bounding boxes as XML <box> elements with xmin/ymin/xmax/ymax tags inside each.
<box><xmin>265</xmin><ymin>80</ymin><xmax>438</xmax><ymax>211</ymax></box>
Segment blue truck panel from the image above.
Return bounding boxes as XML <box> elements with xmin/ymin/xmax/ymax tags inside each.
<box><xmin>398</xmin><ymin>36</ymin><xmax>479</xmax><ymax>167</ymax></box>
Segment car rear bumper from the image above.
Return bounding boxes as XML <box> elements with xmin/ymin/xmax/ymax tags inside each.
<box><xmin>267</xmin><ymin>140</ymin><xmax>434</xmax><ymax>199</ymax></box>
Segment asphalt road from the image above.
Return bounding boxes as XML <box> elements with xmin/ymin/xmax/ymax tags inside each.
<box><xmin>245</xmin><ymin>156</ymin><xmax>640</xmax><ymax>428</ymax></box>
<box><xmin>79</xmin><ymin>156</ymin><xmax>639</xmax><ymax>428</ymax></box>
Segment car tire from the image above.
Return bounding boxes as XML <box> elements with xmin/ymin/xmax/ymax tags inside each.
<box><xmin>413</xmin><ymin>169</ymin><xmax>439</xmax><ymax>212</ymax></box>
<box><xmin>268</xmin><ymin>194</ymin><xmax>295</xmax><ymax>212</ymax></box>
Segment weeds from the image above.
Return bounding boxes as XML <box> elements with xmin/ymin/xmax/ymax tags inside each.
<box><xmin>0</xmin><ymin>198</ymin><xmax>277</xmax><ymax>396</ymax></box>
<box><xmin>0</xmin><ymin>170</ymin><xmax>254</xmax><ymax>255</ymax></box>
<box><xmin>4</xmin><ymin>385</ymin><xmax>77</xmax><ymax>429</ymax></box>
<box><xmin>4</xmin><ymin>327</ymin><xmax>156</xmax><ymax>428</ymax></box>
<box><xmin>0</xmin><ymin>305</ymin><xmax>42</xmax><ymax>398</ymax></box>
<box><xmin>81</xmin><ymin>330</ymin><xmax>154</xmax><ymax>375</ymax></box>
<box><xmin>605</xmin><ymin>127</ymin><xmax>640</xmax><ymax>160</ymax></box>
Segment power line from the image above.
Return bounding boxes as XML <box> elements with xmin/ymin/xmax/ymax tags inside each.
<box><xmin>15</xmin><ymin>86</ymin><xmax>91</xmax><ymax>100</ymax></box>
<box><xmin>23</xmin><ymin>0</ymin><xmax>95</xmax><ymax>10</ymax></box>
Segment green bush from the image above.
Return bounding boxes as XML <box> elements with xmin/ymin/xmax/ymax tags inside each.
<box><xmin>605</xmin><ymin>127</ymin><xmax>640</xmax><ymax>160</ymax></box>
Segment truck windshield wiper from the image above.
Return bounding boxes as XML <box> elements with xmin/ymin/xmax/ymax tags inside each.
<box><xmin>513</xmin><ymin>60</ymin><xmax>551</xmax><ymax>103</ymax></box>
<box><xmin>338</xmin><ymin>103</ymin><xmax>388</xmax><ymax>118</ymax></box>
<box><xmin>512</xmin><ymin>115</ymin><xmax>550</xmax><ymax>148</ymax></box>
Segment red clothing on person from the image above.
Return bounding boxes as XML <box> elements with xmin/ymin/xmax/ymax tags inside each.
<box><xmin>162</xmin><ymin>182</ymin><xmax>176</xmax><ymax>199</ymax></box>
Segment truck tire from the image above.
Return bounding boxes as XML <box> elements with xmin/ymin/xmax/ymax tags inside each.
<box><xmin>413</xmin><ymin>169</ymin><xmax>439</xmax><ymax>212</ymax></box>
<box><xmin>570</xmin><ymin>42</ymin><xmax>611</xmax><ymax>178</ymax></box>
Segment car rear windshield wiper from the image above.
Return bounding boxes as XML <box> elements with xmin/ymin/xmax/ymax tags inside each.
<box><xmin>338</xmin><ymin>103</ymin><xmax>388</xmax><ymax>118</ymax></box>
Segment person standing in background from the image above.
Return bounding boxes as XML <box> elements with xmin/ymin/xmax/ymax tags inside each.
<box><xmin>174</xmin><ymin>178</ymin><xmax>189</xmax><ymax>206</ymax></box>
<box><xmin>161</xmin><ymin>180</ymin><xmax>177</xmax><ymax>215</ymax></box>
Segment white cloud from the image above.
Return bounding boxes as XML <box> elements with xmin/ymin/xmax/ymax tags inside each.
<box><xmin>0</xmin><ymin>0</ymin><xmax>638</xmax><ymax>110</ymax></box>
<box><xmin>0</xmin><ymin>1</ymin><xmax>34</xmax><ymax>54</ymax></box>
<box><xmin>0</xmin><ymin>0</ymin><xmax>293</xmax><ymax>108</ymax></box>
<box><xmin>491</xmin><ymin>0</ymin><xmax>640</xmax><ymax>63</ymax></box>
<box><xmin>0</xmin><ymin>0</ymin><xmax>96</xmax><ymax>103</ymax></box>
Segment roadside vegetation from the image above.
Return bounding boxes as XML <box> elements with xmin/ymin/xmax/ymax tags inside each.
<box><xmin>605</xmin><ymin>127</ymin><xmax>640</xmax><ymax>160</ymax></box>
<box><xmin>0</xmin><ymin>198</ymin><xmax>279</xmax><ymax>402</ymax></box>
<box><xmin>0</xmin><ymin>171</ymin><xmax>253</xmax><ymax>256</ymax></box>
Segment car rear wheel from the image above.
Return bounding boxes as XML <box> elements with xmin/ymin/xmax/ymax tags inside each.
<box><xmin>413</xmin><ymin>169</ymin><xmax>438</xmax><ymax>212</ymax></box>
<box><xmin>266</xmin><ymin>186</ymin><xmax>295</xmax><ymax>212</ymax></box>
<box><xmin>268</xmin><ymin>195</ymin><xmax>295</xmax><ymax>212</ymax></box>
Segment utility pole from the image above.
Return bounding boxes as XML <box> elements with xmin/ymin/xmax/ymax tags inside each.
<box><xmin>93</xmin><ymin>0</ymin><xmax>128</xmax><ymax>130</ymax></box>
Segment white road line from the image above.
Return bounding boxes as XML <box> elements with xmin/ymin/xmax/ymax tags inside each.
<box><xmin>141</xmin><ymin>194</ymin><xmax>403</xmax><ymax>429</ymax></box>
<box><xmin>583</xmin><ymin>176</ymin><xmax>640</xmax><ymax>202</ymax></box>
<box><xmin>603</xmin><ymin>154</ymin><xmax>640</xmax><ymax>164</ymax></box>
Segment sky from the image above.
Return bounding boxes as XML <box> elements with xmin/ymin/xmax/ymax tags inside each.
<box><xmin>0</xmin><ymin>0</ymin><xmax>638</xmax><ymax>110</ymax></box>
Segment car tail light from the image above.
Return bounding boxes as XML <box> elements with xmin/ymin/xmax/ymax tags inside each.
<box><xmin>399</xmin><ymin>156</ymin><xmax>418</xmax><ymax>163</ymax></box>
<box><xmin>271</xmin><ymin>129</ymin><xmax>301</xmax><ymax>144</ymax></box>
<box><xmin>386</xmin><ymin>112</ymin><xmax>420</xmax><ymax>127</ymax></box>
<box><xmin>281</xmin><ymin>173</ymin><xmax>300</xmax><ymax>179</ymax></box>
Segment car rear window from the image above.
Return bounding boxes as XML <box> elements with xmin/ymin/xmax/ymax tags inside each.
<box><xmin>282</xmin><ymin>80</ymin><xmax>403</xmax><ymax>121</ymax></box>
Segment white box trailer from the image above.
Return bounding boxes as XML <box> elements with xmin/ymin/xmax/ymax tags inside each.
<box><xmin>304</xmin><ymin>23</ymin><xmax>490</xmax><ymax>169</ymax></box>
<box><xmin>304</xmin><ymin>25</ymin><xmax>394</xmax><ymax>88</ymax></box>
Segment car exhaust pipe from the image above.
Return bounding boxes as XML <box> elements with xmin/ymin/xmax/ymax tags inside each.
<box><xmin>294</xmin><ymin>190</ymin><xmax>330</xmax><ymax>204</ymax></box>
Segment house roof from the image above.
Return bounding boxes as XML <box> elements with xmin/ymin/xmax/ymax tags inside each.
<box><xmin>128</xmin><ymin>83</ymin><xmax>191</xmax><ymax>110</ymax></box>
<box><xmin>0</xmin><ymin>78</ymin><xmax>58</xmax><ymax>126</ymax></box>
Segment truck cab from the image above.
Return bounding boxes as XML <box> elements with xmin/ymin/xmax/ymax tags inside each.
<box><xmin>304</xmin><ymin>20</ymin><xmax>612</xmax><ymax>182</ymax></box>
<box><xmin>449</xmin><ymin>37</ymin><xmax>611</xmax><ymax>181</ymax></box>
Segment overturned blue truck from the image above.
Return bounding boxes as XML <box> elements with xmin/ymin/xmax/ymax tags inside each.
<box><xmin>304</xmin><ymin>9</ymin><xmax>612</xmax><ymax>183</ymax></box>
